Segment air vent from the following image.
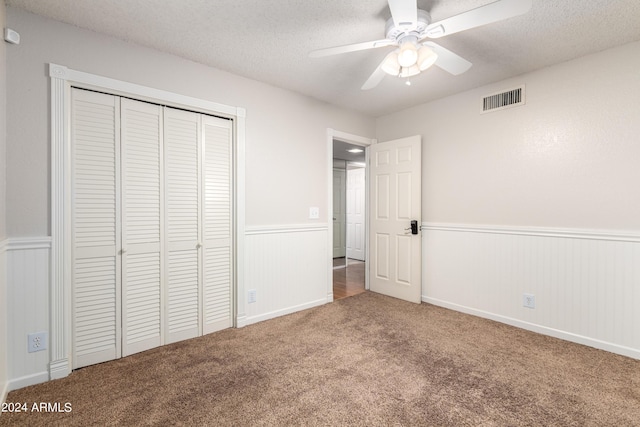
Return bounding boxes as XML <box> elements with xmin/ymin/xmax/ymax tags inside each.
<box><xmin>481</xmin><ymin>85</ymin><xmax>525</xmax><ymax>113</ymax></box>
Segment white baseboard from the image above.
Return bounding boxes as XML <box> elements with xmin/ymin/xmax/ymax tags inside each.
<box><xmin>236</xmin><ymin>315</ymin><xmax>247</xmax><ymax>328</ymax></box>
<box><xmin>0</xmin><ymin>380</ymin><xmax>8</xmax><ymax>406</ymax></box>
<box><xmin>423</xmin><ymin>296</ymin><xmax>640</xmax><ymax>360</ymax></box>
<box><xmin>7</xmin><ymin>371</ymin><xmax>50</xmax><ymax>392</ymax></box>
<box><xmin>246</xmin><ymin>298</ymin><xmax>327</xmax><ymax>326</ymax></box>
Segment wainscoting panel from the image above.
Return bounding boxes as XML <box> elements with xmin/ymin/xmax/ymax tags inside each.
<box><xmin>422</xmin><ymin>224</ymin><xmax>640</xmax><ymax>359</ymax></box>
<box><xmin>1</xmin><ymin>239</ymin><xmax>8</xmax><ymax>403</ymax></box>
<box><xmin>245</xmin><ymin>225</ymin><xmax>329</xmax><ymax>324</ymax></box>
<box><xmin>6</xmin><ymin>237</ymin><xmax>52</xmax><ymax>390</ymax></box>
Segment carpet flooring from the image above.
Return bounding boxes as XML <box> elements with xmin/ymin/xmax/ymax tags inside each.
<box><xmin>2</xmin><ymin>291</ymin><xmax>639</xmax><ymax>426</ymax></box>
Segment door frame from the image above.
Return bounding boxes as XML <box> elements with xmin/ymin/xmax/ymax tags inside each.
<box><xmin>326</xmin><ymin>129</ymin><xmax>376</xmax><ymax>301</ymax></box>
<box><xmin>49</xmin><ymin>63</ymin><xmax>246</xmax><ymax>379</ymax></box>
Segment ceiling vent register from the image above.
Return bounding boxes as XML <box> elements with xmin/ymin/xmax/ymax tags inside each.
<box><xmin>481</xmin><ymin>85</ymin><xmax>525</xmax><ymax>113</ymax></box>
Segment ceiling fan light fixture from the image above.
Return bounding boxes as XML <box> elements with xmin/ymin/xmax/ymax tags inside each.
<box><xmin>381</xmin><ymin>51</ymin><xmax>401</xmax><ymax>76</ymax></box>
<box><xmin>397</xmin><ymin>41</ymin><xmax>418</xmax><ymax>67</ymax></box>
<box><xmin>400</xmin><ymin>65</ymin><xmax>420</xmax><ymax>78</ymax></box>
<box><xmin>417</xmin><ymin>46</ymin><xmax>438</xmax><ymax>71</ymax></box>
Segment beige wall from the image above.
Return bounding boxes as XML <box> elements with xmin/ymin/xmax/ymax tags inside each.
<box><xmin>5</xmin><ymin>7</ymin><xmax>375</xmax><ymax>236</ymax></box>
<box><xmin>376</xmin><ymin>40</ymin><xmax>640</xmax><ymax>231</ymax></box>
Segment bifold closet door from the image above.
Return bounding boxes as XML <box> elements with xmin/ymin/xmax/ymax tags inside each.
<box><xmin>71</xmin><ymin>89</ymin><xmax>121</xmax><ymax>369</ymax></box>
<box><xmin>120</xmin><ymin>98</ymin><xmax>163</xmax><ymax>356</ymax></box>
<box><xmin>202</xmin><ymin>115</ymin><xmax>233</xmax><ymax>333</ymax></box>
<box><xmin>164</xmin><ymin>107</ymin><xmax>202</xmax><ymax>343</ymax></box>
<box><xmin>71</xmin><ymin>89</ymin><xmax>234</xmax><ymax>368</ymax></box>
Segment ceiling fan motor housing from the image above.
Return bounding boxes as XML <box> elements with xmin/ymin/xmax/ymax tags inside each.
<box><xmin>385</xmin><ymin>10</ymin><xmax>431</xmax><ymax>42</ymax></box>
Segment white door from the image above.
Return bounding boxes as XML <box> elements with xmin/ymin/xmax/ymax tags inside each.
<box><xmin>346</xmin><ymin>166</ymin><xmax>366</xmax><ymax>261</ymax></box>
<box><xmin>71</xmin><ymin>88</ymin><xmax>234</xmax><ymax>368</ymax></box>
<box><xmin>332</xmin><ymin>168</ymin><xmax>346</xmax><ymax>258</ymax></box>
<box><xmin>164</xmin><ymin>107</ymin><xmax>202</xmax><ymax>344</ymax></box>
<box><xmin>71</xmin><ymin>89</ymin><xmax>122</xmax><ymax>369</ymax></box>
<box><xmin>369</xmin><ymin>136</ymin><xmax>422</xmax><ymax>303</ymax></box>
<box><xmin>202</xmin><ymin>115</ymin><xmax>234</xmax><ymax>334</ymax></box>
<box><xmin>121</xmin><ymin>98</ymin><xmax>163</xmax><ymax>356</ymax></box>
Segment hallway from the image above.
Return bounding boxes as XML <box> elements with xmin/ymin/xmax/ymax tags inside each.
<box><xmin>333</xmin><ymin>259</ymin><xmax>365</xmax><ymax>301</ymax></box>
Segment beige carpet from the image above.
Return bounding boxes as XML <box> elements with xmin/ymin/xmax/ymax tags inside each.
<box><xmin>2</xmin><ymin>292</ymin><xmax>639</xmax><ymax>426</ymax></box>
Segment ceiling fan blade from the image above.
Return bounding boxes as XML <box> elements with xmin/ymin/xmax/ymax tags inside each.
<box><xmin>388</xmin><ymin>0</ymin><xmax>418</xmax><ymax>30</ymax></box>
<box><xmin>361</xmin><ymin>58</ymin><xmax>389</xmax><ymax>90</ymax></box>
<box><xmin>309</xmin><ymin>39</ymin><xmax>395</xmax><ymax>58</ymax></box>
<box><xmin>423</xmin><ymin>42</ymin><xmax>472</xmax><ymax>75</ymax></box>
<box><xmin>424</xmin><ymin>0</ymin><xmax>532</xmax><ymax>39</ymax></box>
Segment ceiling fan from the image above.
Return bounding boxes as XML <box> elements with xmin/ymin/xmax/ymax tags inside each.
<box><xmin>309</xmin><ymin>0</ymin><xmax>533</xmax><ymax>89</ymax></box>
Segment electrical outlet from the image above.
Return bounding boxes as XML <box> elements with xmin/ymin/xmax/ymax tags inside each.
<box><xmin>523</xmin><ymin>293</ymin><xmax>535</xmax><ymax>309</ymax></box>
<box><xmin>28</xmin><ymin>332</ymin><xmax>48</xmax><ymax>353</ymax></box>
<box><xmin>248</xmin><ymin>289</ymin><xmax>257</xmax><ymax>304</ymax></box>
<box><xmin>309</xmin><ymin>207</ymin><xmax>319</xmax><ymax>219</ymax></box>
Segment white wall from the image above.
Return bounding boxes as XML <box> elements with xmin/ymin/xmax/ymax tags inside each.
<box><xmin>1</xmin><ymin>0</ymin><xmax>9</xmax><ymax>404</ymax></box>
<box><xmin>6</xmin><ymin>7</ymin><xmax>375</xmax><ymax>236</ymax></box>
<box><xmin>377</xmin><ymin>40</ymin><xmax>640</xmax><ymax>359</ymax></box>
<box><xmin>4</xmin><ymin>7</ymin><xmax>375</xmax><ymax>388</ymax></box>
<box><xmin>377</xmin><ymin>41</ymin><xmax>640</xmax><ymax>231</ymax></box>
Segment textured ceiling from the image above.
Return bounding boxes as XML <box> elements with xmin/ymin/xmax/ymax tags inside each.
<box><xmin>7</xmin><ymin>0</ymin><xmax>640</xmax><ymax>117</ymax></box>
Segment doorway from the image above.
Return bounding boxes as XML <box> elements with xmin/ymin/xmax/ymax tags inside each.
<box><xmin>329</xmin><ymin>131</ymin><xmax>373</xmax><ymax>301</ymax></box>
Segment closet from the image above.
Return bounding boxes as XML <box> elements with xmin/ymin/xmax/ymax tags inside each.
<box><xmin>71</xmin><ymin>88</ymin><xmax>233</xmax><ymax>369</ymax></box>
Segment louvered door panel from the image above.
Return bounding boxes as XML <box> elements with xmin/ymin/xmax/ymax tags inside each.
<box><xmin>164</xmin><ymin>107</ymin><xmax>201</xmax><ymax>343</ymax></box>
<box><xmin>203</xmin><ymin>116</ymin><xmax>233</xmax><ymax>333</ymax></box>
<box><xmin>71</xmin><ymin>88</ymin><xmax>121</xmax><ymax>369</ymax></box>
<box><xmin>121</xmin><ymin>98</ymin><xmax>163</xmax><ymax>356</ymax></box>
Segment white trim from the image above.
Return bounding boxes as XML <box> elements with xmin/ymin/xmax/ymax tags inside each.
<box><xmin>327</xmin><ymin>129</ymin><xmax>375</xmax><ymax>299</ymax></box>
<box><xmin>50</xmin><ymin>64</ymin><xmax>70</xmax><ymax>380</ymax></box>
<box><xmin>331</xmin><ymin>129</ymin><xmax>376</xmax><ymax>146</ymax></box>
<box><xmin>245</xmin><ymin>224</ymin><xmax>328</xmax><ymax>235</ymax></box>
<box><xmin>0</xmin><ymin>238</ymin><xmax>6</xmax><ymax>405</ymax></box>
<box><xmin>1</xmin><ymin>381</ymin><xmax>7</xmax><ymax>407</ymax></box>
<box><xmin>7</xmin><ymin>371</ymin><xmax>50</xmax><ymax>392</ymax></box>
<box><xmin>6</xmin><ymin>237</ymin><xmax>52</xmax><ymax>250</ymax></box>
<box><xmin>235</xmin><ymin>108</ymin><xmax>246</xmax><ymax>328</ymax></box>
<box><xmin>50</xmin><ymin>64</ymin><xmax>237</xmax><ymax>118</ymax></box>
<box><xmin>245</xmin><ymin>298</ymin><xmax>327</xmax><ymax>325</ymax></box>
<box><xmin>422</xmin><ymin>222</ymin><xmax>640</xmax><ymax>243</ymax></box>
<box><xmin>423</xmin><ymin>297</ymin><xmax>640</xmax><ymax>360</ymax></box>
<box><xmin>49</xmin><ymin>63</ymin><xmax>246</xmax><ymax>378</ymax></box>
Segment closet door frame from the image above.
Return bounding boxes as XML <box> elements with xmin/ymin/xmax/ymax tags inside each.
<box><xmin>49</xmin><ymin>63</ymin><xmax>246</xmax><ymax>380</ymax></box>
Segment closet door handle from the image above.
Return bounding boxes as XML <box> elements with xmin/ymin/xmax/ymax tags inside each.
<box><xmin>120</xmin><ymin>248</ymin><xmax>127</xmax><ymax>255</ymax></box>
<box><xmin>196</xmin><ymin>242</ymin><xmax>202</xmax><ymax>249</ymax></box>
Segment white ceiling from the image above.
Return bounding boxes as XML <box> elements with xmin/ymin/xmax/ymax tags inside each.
<box><xmin>7</xmin><ymin>0</ymin><xmax>640</xmax><ymax>117</ymax></box>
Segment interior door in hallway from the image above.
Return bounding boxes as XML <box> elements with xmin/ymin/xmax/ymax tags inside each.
<box><xmin>369</xmin><ymin>135</ymin><xmax>422</xmax><ymax>303</ymax></box>
<box><xmin>333</xmin><ymin>168</ymin><xmax>346</xmax><ymax>258</ymax></box>
<box><xmin>346</xmin><ymin>166</ymin><xmax>365</xmax><ymax>261</ymax></box>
